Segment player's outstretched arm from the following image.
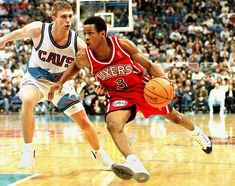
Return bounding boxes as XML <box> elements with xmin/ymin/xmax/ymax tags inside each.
<box><xmin>48</xmin><ymin>61</ymin><xmax>80</xmax><ymax>100</ymax></box>
<box><xmin>0</xmin><ymin>21</ymin><xmax>42</xmax><ymax>49</ymax></box>
<box><xmin>59</xmin><ymin>50</ymin><xmax>88</xmax><ymax>85</ymax></box>
<box><xmin>48</xmin><ymin>50</ymin><xmax>88</xmax><ymax>100</ymax></box>
<box><xmin>119</xmin><ymin>38</ymin><xmax>166</xmax><ymax>78</ymax></box>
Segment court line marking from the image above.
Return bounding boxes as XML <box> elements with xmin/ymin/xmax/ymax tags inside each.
<box><xmin>145</xmin><ymin>159</ymin><xmax>235</xmax><ymax>165</ymax></box>
<box><xmin>3</xmin><ymin>173</ymin><xmax>41</xmax><ymax>186</ymax></box>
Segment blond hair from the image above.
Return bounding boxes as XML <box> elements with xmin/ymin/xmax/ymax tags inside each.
<box><xmin>51</xmin><ymin>1</ymin><xmax>72</xmax><ymax>16</ymax></box>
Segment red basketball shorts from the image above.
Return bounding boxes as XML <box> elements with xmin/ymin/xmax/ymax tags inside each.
<box><xmin>105</xmin><ymin>82</ymin><xmax>172</xmax><ymax>121</ymax></box>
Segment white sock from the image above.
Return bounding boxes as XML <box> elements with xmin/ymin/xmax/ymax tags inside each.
<box><xmin>126</xmin><ymin>154</ymin><xmax>138</xmax><ymax>162</ymax></box>
<box><xmin>23</xmin><ymin>143</ymin><xmax>33</xmax><ymax>151</ymax></box>
<box><xmin>190</xmin><ymin>125</ymin><xmax>200</xmax><ymax>135</ymax></box>
<box><xmin>93</xmin><ymin>147</ymin><xmax>103</xmax><ymax>153</ymax></box>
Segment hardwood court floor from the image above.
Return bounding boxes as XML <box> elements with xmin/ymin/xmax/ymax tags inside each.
<box><xmin>0</xmin><ymin>113</ymin><xmax>235</xmax><ymax>186</ymax></box>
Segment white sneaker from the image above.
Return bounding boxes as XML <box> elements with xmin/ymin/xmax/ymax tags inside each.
<box><xmin>18</xmin><ymin>149</ymin><xmax>35</xmax><ymax>168</ymax></box>
<box><xmin>91</xmin><ymin>147</ymin><xmax>113</xmax><ymax>170</ymax></box>
<box><xmin>112</xmin><ymin>155</ymin><xmax>150</xmax><ymax>183</ymax></box>
<box><xmin>192</xmin><ymin>126</ymin><xmax>212</xmax><ymax>154</ymax></box>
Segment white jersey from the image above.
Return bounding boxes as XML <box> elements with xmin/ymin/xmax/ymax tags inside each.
<box><xmin>27</xmin><ymin>23</ymin><xmax>78</xmax><ymax>82</ymax></box>
<box><xmin>20</xmin><ymin>22</ymin><xmax>85</xmax><ymax>116</ymax></box>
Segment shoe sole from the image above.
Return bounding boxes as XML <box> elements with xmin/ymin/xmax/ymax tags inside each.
<box><xmin>203</xmin><ymin>137</ymin><xmax>213</xmax><ymax>154</ymax></box>
<box><xmin>111</xmin><ymin>163</ymin><xmax>150</xmax><ymax>183</ymax></box>
<box><xmin>133</xmin><ymin>172</ymin><xmax>150</xmax><ymax>183</ymax></box>
<box><xmin>203</xmin><ymin>146</ymin><xmax>212</xmax><ymax>154</ymax></box>
<box><xmin>112</xmin><ymin>163</ymin><xmax>134</xmax><ymax>180</ymax></box>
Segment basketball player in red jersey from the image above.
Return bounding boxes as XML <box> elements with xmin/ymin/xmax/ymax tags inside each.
<box><xmin>48</xmin><ymin>16</ymin><xmax>212</xmax><ymax>183</ymax></box>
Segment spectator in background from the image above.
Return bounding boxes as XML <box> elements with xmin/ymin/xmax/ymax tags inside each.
<box><xmin>228</xmin><ymin>46</ymin><xmax>235</xmax><ymax>72</ymax></box>
<box><xmin>1</xmin><ymin>24</ymin><xmax>11</xmax><ymax>35</ymax></box>
<box><xmin>1</xmin><ymin>18</ymin><xmax>12</xmax><ymax>28</ymax></box>
<box><xmin>0</xmin><ymin>5</ymin><xmax>8</xmax><ymax>17</ymax></box>
<box><xmin>220</xmin><ymin>27</ymin><xmax>230</xmax><ymax>39</ymax></box>
<box><xmin>192</xmin><ymin>66</ymin><xmax>205</xmax><ymax>81</ymax></box>
<box><xmin>170</xmin><ymin>83</ymin><xmax>183</xmax><ymax>112</ymax></box>
<box><xmin>208</xmin><ymin>82</ymin><xmax>226</xmax><ymax>115</ymax></box>
<box><xmin>194</xmin><ymin>84</ymin><xmax>209</xmax><ymax>112</ymax></box>
<box><xmin>181</xmin><ymin>82</ymin><xmax>195</xmax><ymax>113</ymax></box>
<box><xmin>212</xmin><ymin>50</ymin><xmax>223</xmax><ymax>64</ymax></box>
<box><xmin>220</xmin><ymin>78</ymin><xmax>229</xmax><ymax>94</ymax></box>
<box><xmin>0</xmin><ymin>87</ymin><xmax>11</xmax><ymax>114</ymax></box>
<box><xmin>34</xmin><ymin>101</ymin><xmax>48</xmax><ymax>115</ymax></box>
<box><xmin>225</xmin><ymin>84</ymin><xmax>235</xmax><ymax>113</ymax></box>
<box><xmin>200</xmin><ymin>49</ymin><xmax>213</xmax><ymax>63</ymax></box>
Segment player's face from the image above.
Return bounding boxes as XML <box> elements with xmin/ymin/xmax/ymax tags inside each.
<box><xmin>83</xmin><ymin>24</ymin><xmax>104</xmax><ymax>50</ymax></box>
<box><xmin>53</xmin><ymin>10</ymin><xmax>73</xmax><ymax>30</ymax></box>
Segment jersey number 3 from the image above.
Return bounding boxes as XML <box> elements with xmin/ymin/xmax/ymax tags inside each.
<box><xmin>115</xmin><ymin>78</ymin><xmax>127</xmax><ymax>90</ymax></box>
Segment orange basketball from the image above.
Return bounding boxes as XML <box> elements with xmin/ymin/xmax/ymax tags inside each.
<box><xmin>144</xmin><ymin>77</ymin><xmax>175</xmax><ymax>108</ymax></box>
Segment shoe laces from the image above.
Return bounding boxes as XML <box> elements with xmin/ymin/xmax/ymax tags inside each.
<box><xmin>193</xmin><ymin>131</ymin><xmax>210</xmax><ymax>149</ymax></box>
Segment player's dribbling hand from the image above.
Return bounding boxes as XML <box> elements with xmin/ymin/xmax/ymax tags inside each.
<box><xmin>159</xmin><ymin>76</ymin><xmax>175</xmax><ymax>92</ymax></box>
<box><xmin>95</xmin><ymin>85</ymin><xmax>108</xmax><ymax>95</ymax></box>
<box><xmin>48</xmin><ymin>83</ymin><xmax>63</xmax><ymax>100</ymax></box>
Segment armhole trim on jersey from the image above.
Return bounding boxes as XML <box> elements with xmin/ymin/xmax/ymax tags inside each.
<box><xmin>114</xmin><ymin>36</ymin><xmax>131</xmax><ymax>58</ymax></box>
<box><xmin>114</xmin><ymin>36</ymin><xmax>135</xmax><ymax>65</ymax></box>
<box><xmin>74</xmin><ymin>32</ymin><xmax>78</xmax><ymax>53</ymax></box>
<box><xmin>34</xmin><ymin>23</ymin><xmax>45</xmax><ymax>51</ymax></box>
<box><xmin>85</xmin><ymin>48</ymin><xmax>94</xmax><ymax>74</ymax></box>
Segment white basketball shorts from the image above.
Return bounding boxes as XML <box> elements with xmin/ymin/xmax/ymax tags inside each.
<box><xmin>19</xmin><ymin>72</ymin><xmax>84</xmax><ymax>116</ymax></box>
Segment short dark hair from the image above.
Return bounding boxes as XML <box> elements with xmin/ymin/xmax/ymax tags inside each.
<box><xmin>84</xmin><ymin>16</ymin><xmax>107</xmax><ymax>33</ymax></box>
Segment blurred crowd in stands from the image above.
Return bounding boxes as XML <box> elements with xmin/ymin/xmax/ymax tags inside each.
<box><xmin>0</xmin><ymin>0</ymin><xmax>235</xmax><ymax>115</ymax></box>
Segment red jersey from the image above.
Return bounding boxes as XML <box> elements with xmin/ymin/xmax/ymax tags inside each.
<box><xmin>86</xmin><ymin>36</ymin><xmax>144</xmax><ymax>92</ymax></box>
<box><xmin>85</xmin><ymin>36</ymin><xmax>171</xmax><ymax>121</ymax></box>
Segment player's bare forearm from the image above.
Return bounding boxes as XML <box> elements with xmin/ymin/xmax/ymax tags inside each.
<box><xmin>0</xmin><ymin>29</ymin><xmax>27</xmax><ymax>48</ymax></box>
<box><xmin>119</xmin><ymin>39</ymin><xmax>167</xmax><ymax>78</ymax></box>
<box><xmin>48</xmin><ymin>61</ymin><xmax>80</xmax><ymax>100</ymax></box>
<box><xmin>132</xmin><ymin>53</ymin><xmax>166</xmax><ymax>77</ymax></box>
<box><xmin>149</xmin><ymin>63</ymin><xmax>166</xmax><ymax>78</ymax></box>
<box><xmin>0</xmin><ymin>21</ymin><xmax>41</xmax><ymax>47</ymax></box>
<box><xmin>58</xmin><ymin>62</ymin><xmax>80</xmax><ymax>84</ymax></box>
<box><xmin>2</xmin><ymin>29</ymin><xmax>28</xmax><ymax>42</ymax></box>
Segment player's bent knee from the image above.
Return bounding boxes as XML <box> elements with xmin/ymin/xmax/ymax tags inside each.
<box><xmin>106</xmin><ymin>121</ymin><xmax>124</xmax><ymax>133</ymax></box>
<box><xmin>21</xmin><ymin>98</ymin><xmax>37</xmax><ymax>109</ymax></box>
<box><xmin>69</xmin><ymin>110</ymin><xmax>93</xmax><ymax>131</ymax></box>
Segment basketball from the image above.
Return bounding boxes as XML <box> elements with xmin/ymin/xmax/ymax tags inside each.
<box><xmin>144</xmin><ymin>77</ymin><xmax>175</xmax><ymax>108</ymax></box>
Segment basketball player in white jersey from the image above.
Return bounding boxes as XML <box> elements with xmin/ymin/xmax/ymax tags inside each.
<box><xmin>0</xmin><ymin>1</ymin><xmax>113</xmax><ymax>169</ymax></box>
